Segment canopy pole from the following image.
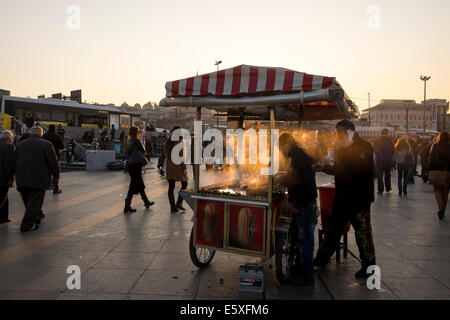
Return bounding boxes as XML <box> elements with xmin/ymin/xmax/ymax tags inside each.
<box><xmin>268</xmin><ymin>106</ymin><xmax>275</xmax><ymax>204</ymax></box>
<box><xmin>194</xmin><ymin>107</ymin><xmax>201</xmax><ymax>193</ymax></box>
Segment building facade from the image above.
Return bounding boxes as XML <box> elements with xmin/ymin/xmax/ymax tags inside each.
<box><xmin>361</xmin><ymin>99</ymin><xmax>449</xmax><ymax>132</ymax></box>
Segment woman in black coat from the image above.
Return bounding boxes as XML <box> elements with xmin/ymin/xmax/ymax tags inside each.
<box><xmin>428</xmin><ymin>131</ymin><xmax>450</xmax><ymax>220</ymax></box>
<box><xmin>124</xmin><ymin>127</ymin><xmax>154</xmax><ymax>213</ymax></box>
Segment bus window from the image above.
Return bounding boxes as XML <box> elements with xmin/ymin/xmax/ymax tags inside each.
<box><xmin>36</xmin><ymin>111</ymin><xmax>51</xmax><ymax>121</ymax></box>
<box><xmin>52</xmin><ymin>111</ymin><xmax>66</xmax><ymax>122</ymax></box>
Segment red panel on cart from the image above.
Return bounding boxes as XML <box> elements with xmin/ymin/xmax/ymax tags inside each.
<box><xmin>195</xmin><ymin>200</ymin><xmax>225</xmax><ymax>248</ymax></box>
<box><xmin>228</xmin><ymin>205</ymin><xmax>265</xmax><ymax>252</ymax></box>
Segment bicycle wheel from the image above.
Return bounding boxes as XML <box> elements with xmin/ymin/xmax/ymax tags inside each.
<box><xmin>275</xmin><ymin>231</ymin><xmax>295</xmax><ymax>284</ymax></box>
<box><xmin>189</xmin><ymin>227</ymin><xmax>216</xmax><ymax>268</ymax></box>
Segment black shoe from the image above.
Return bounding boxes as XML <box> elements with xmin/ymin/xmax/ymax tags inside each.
<box><xmin>438</xmin><ymin>208</ymin><xmax>445</xmax><ymax>220</ymax></box>
<box><xmin>398</xmin><ymin>191</ymin><xmax>402</xmax><ymax>196</ymax></box>
<box><xmin>124</xmin><ymin>207</ymin><xmax>137</xmax><ymax>213</ymax></box>
<box><xmin>171</xmin><ymin>206</ymin><xmax>179</xmax><ymax>213</ymax></box>
<box><xmin>355</xmin><ymin>267</ymin><xmax>371</xmax><ymax>279</ymax></box>
<box><xmin>144</xmin><ymin>201</ymin><xmax>155</xmax><ymax>210</ymax></box>
<box><xmin>403</xmin><ymin>190</ymin><xmax>407</xmax><ymax>196</ymax></box>
<box><xmin>176</xmin><ymin>201</ymin><xmax>186</xmax><ymax>211</ymax></box>
<box><xmin>20</xmin><ymin>224</ymin><xmax>39</xmax><ymax>233</ymax></box>
<box><xmin>377</xmin><ymin>191</ymin><xmax>383</xmax><ymax>195</ymax></box>
<box><xmin>313</xmin><ymin>258</ymin><xmax>327</xmax><ymax>268</ymax></box>
<box><xmin>53</xmin><ymin>189</ymin><xmax>62</xmax><ymax>194</ymax></box>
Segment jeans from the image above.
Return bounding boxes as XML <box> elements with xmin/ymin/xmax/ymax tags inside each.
<box><xmin>294</xmin><ymin>202</ymin><xmax>318</xmax><ymax>282</ymax></box>
<box><xmin>376</xmin><ymin>162</ymin><xmax>392</xmax><ymax>193</ymax></box>
<box><xmin>398</xmin><ymin>165</ymin><xmax>409</xmax><ymax>193</ymax></box>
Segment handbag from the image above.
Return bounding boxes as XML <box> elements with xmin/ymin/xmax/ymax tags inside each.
<box><xmin>127</xmin><ymin>141</ymin><xmax>148</xmax><ymax>166</ymax></box>
<box><xmin>428</xmin><ymin>170</ymin><xmax>450</xmax><ymax>187</ymax></box>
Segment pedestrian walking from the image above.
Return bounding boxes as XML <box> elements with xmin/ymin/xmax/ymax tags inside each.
<box><xmin>279</xmin><ymin>133</ymin><xmax>318</xmax><ymax>286</ymax></box>
<box><xmin>164</xmin><ymin>127</ymin><xmax>188</xmax><ymax>213</ymax></box>
<box><xmin>43</xmin><ymin>125</ymin><xmax>64</xmax><ymax>194</ymax></box>
<box><xmin>57</xmin><ymin>124</ymin><xmax>65</xmax><ymax>142</ymax></box>
<box><xmin>15</xmin><ymin>126</ymin><xmax>60</xmax><ymax>232</ymax></box>
<box><xmin>124</xmin><ymin>126</ymin><xmax>154</xmax><ymax>213</ymax></box>
<box><xmin>419</xmin><ymin>140</ymin><xmax>433</xmax><ymax>183</ymax></box>
<box><xmin>314</xmin><ymin>120</ymin><xmax>376</xmax><ymax>278</ymax></box>
<box><xmin>393</xmin><ymin>138</ymin><xmax>414</xmax><ymax>196</ymax></box>
<box><xmin>0</xmin><ymin>130</ymin><xmax>15</xmax><ymax>224</ymax></box>
<box><xmin>157</xmin><ymin>135</ymin><xmax>168</xmax><ymax>176</ymax></box>
<box><xmin>407</xmin><ymin>138</ymin><xmax>420</xmax><ymax>184</ymax></box>
<box><xmin>373</xmin><ymin>129</ymin><xmax>395</xmax><ymax>194</ymax></box>
<box><xmin>25</xmin><ymin>113</ymin><xmax>34</xmax><ymax>130</ymax></box>
<box><xmin>427</xmin><ymin>131</ymin><xmax>450</xmax><ymax>220</ymax></box>
<box><xmin>110</xmin><ymin>124</ymin><xmax>116</xmax><ymax>142</ymax></box>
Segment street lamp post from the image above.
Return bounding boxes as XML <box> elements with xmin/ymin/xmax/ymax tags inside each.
<box><xmin>420</xmin><ymin>75</ymin><xmax>431</xmax><ymax>134</ymax></box>
<box><xmin>215</xmin><ymin>60</ymin><xmax>222</xmax><ymax>71</ymax></box>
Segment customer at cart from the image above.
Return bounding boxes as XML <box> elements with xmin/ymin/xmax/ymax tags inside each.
<box><xmin>278</xmin><ymin>133</ymin><xmax>318</xmax><ymax>286</ymax></box>
<box><xmin>313</xmin><ymin>120</ymin><xmax>376</xmax><ymax>278</ymax></box>
<box><xmin>164</xmin><ymin>126</ymin><xmax>188</xmax><ymax>213</ymax></box>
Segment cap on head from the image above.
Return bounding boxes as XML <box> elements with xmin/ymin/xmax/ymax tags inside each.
<box><xmin>335</xmin><ymin>119</ymin><xmax>355</xmax><ymax>132</ymax></box>
<box><xmin>0</xmin><ymin>130</ymin><xmax>14</xmax><ymax>144</ymax></box>
<box><xmin>30</xmin><ymin>126</ymin><xmax>43</xmax><ymax>137</ymax></box>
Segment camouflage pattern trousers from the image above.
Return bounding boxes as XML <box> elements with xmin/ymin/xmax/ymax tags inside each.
<box><xmin>316</xmin><ymin>209</ymin><xmax>376</xmax><ymax>267</ymax></box>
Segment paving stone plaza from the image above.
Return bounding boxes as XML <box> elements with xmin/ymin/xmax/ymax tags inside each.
<box><xmin>0</xmin><ymin>164</ymin><xmax>449</xmax><ymax>300</ymax></box>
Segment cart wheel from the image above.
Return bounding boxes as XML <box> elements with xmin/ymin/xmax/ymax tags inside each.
<box><xmin>275</xmin><ymin>232</ymin><xmax>295</xmax><ymax>284</ymax></box>
<box><xmin>189</xmin><ymin>228</ymin><xmax>216</xmax><ymax>268</ymax></box>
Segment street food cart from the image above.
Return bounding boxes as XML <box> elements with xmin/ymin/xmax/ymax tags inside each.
<box><xmin>159</xmin><ymin>65</ymin><xmax>359</xmax><ymax>283</ymax></box>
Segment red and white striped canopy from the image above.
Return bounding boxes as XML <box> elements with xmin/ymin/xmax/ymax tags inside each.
<box><xmin>165</xmin><ymin>65</ymin><xmax>336</xmax><ymax>98</ymax></box>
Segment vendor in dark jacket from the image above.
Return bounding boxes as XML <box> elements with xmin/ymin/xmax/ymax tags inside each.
<box><xmin>43</xmin><ymin>124</ymin><xmax>64</xmax><ymax>194</ymax></box>
<box><xmin>279</xmin><ymin>133</ymin><xmax>318</xmax><ymax>286</ymax></box>
<box><xmin>314</xmin><ymin>120</ymin><xmax>376</xmax><ymax>278</ymax></box>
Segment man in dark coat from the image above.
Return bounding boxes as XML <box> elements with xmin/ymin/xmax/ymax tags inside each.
<box><xmin>0</xmin><ymin>130</ymin><xmax>15</xmax><ymax>224</ymax></box>
<box><xmin>43</xmin><ymin>124</ymin><xmax>64</xmax><ymax>194</ymax></box>
<box><xmin>314</xmin><ymin>120</ymin><xmax>376</xmax><ymax>278</ymax></box>
<box><xmin>373</xmin><ymin>129</ymin><xmax>395</xmax><ymax>194</ymax></box>
<box><xmin>16</xmin><ymin>126</ymin><xmax>60</xmax><ymax>232</ymax></box>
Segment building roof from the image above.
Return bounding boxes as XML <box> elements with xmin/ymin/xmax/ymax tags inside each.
<box><xmin>1</xmin><ymin>95</ymin><xmax>129</xmax><ymax>114</ymax></box>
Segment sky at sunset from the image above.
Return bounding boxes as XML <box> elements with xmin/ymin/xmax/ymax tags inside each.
<box><xmin>1</xmin><ymin>0</ymin><xmax>449</xmax><ymax>111</ymax></box>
